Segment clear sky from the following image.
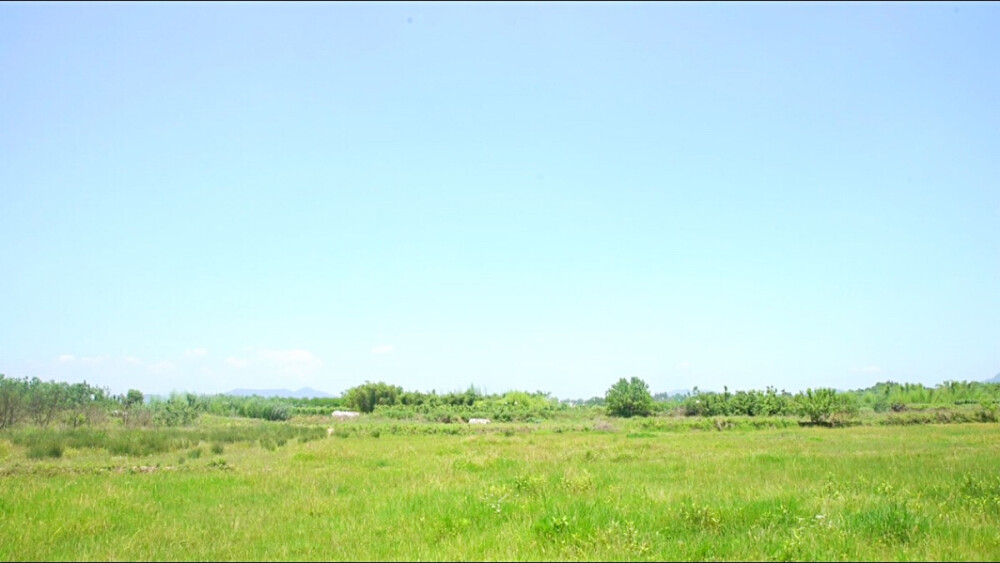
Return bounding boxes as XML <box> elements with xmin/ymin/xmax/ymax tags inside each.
<box><xmin>2</xmin><ymin>2</ymin><xmax>998</xmax><ymax>400</ymax></box>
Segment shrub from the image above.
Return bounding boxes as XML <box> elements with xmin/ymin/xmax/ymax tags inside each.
<box><xmin>343</xmin><ymin>381</ymin><xmax>403</xmax><ymax>413</ymax></box>
<box><xmin>605</xmin><ymin>377</ymin><xmax>653</xmax><ymax>418</ymax></box>
<box><xmin>794</xmin><ymin>388</ymin><xmax>857</xmax><ymax>425</ymax></box>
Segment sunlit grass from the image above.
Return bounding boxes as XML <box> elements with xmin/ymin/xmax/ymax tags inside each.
<box><xmin>1</xmin><ymin>421</ymin><xmax>998</xmax><ymax>560</ymax></box>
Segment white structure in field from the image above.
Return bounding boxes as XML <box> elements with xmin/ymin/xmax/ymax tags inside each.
<box><xmin>468</xmin><ymin>418</ymin><xmax>491</xmax><ymax>424</ymax></box>
<box><xmin>331</xmin><ymin>410</ymin><xmax>360</xmax><ymax>419</ymax></box>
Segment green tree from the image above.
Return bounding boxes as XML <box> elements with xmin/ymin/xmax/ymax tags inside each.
<box><xmin>0</xmin><ymin>375</ymin><xmax>28</xmax><ymax>429</ymax></box>
<box><xmin>124</xmin><ymin>389</ymin><xmax>144</xmax><ymax>409</ymax></box>
<box><xmin>27</xmin><ymin>378</ymin><xmax>69</xmax><ymax>428</ymax></box>
<box><xmin>343</xmin><ymin>381</ymin><xmax>402</xmax><ymax>413</ymax></box>
<box><xmin>605</xmin><ymin>377</ymin><xmax>654</xmax><ymax>418</ymax></box>
<box><xmin>153</xmin><ymin>392</ymin><xmax>204</xmax><ymax>426</ymax></box>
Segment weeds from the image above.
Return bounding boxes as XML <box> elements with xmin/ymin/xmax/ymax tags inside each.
<box><xmin>680</xmin><ymin>500</ymin><xmax>722</xmax><ymax>531</ymax></box>
<box><xmin>847</xmin><ymin>500</ymin><xmax>926</xmax><ymax>544</ymax></box>
<box><xmin>959</xmin><ymin>473</ymin><xmax>1000</xmax><ymax>513</ymax></box>
<box><xmin>26</xmin><ymin>441</ymin><xmax>63</xmax><ymax>459</ymax></box>
<box><xmin>560</xmin><ymin>469</ymin><xmax>594</xmax><ymax>493</ymax></box>
<box><xmin>478</xmin><ymin>484</ymin><xmax>511</xmax><ymax>515</ymax></box>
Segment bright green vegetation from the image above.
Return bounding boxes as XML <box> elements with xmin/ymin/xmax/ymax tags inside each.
<box><xmin>605</xmin><ymin>377</ymin><xmax>654</xmax><ymax>418</ymax></box>
<box><xmin>2</xmin><ymin>374</ymin><xmax>999</xmax><ymax>560</ymax></box>
<box><xmin>4</xmin><ymin>374</ymin><xmax>1000</xmax><ymax>429</ymax></box>
<box><xmin>1</xmin><ymin>417</ymin><xmax>999</xmax><ymax>561</ymax></box>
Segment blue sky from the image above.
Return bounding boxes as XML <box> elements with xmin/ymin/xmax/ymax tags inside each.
<box><xmin>2</xmin><ymin>2</ymin><xmax>997</xmax><ymax>400</ymax></box>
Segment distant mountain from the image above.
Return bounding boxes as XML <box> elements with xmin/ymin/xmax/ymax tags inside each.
<box><xmin>653</xmin><ymin>389</ymin><xmax>693</xmax><ymax>400</ymax></box>
<box><xmin>985</xmin><ymin>374</ymin><xmax>1000</xmax><ymax>384</ymax></box>
<box><xmin>226</xmin><ymin>387</ymin><xmax>334</xmax><ymax>399</ymax></box>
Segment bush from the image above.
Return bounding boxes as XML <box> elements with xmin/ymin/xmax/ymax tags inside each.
<box><xmin>794</xmin><ymin>388</ymin><xmax>858</xmax><ymax>425</ymax></box>
<box><xmin>605</xmin><ymin>377</ymin><xmax>653</xmax><ymax>418</ymax></box>
<box><xmin>343</xmin><ymin>381</ymin><xmax>403</xmax><ymax>413</ymax></box>
<box><xmin>152</xmin><ymin>393</ymin><xmax>204</xmax><ymax>427</ymax></box>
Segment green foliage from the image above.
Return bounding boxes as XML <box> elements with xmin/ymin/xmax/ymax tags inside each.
<box><xmin>1</xmin><ymin>375</ymin><xmax>111</xmax><ymax>430</ymax></box>
<box><xmin>200</xmin><ymin>394</ymin><xmax>292</xmax><ymax>421</ymax></box>
<box><xmin>343</xmin><ymin>381</ymin><xmax>404</xmax><ymax>413</ymax></box>
<box><xmin>846</xmin><ymin>500</ymin><xmax>927</xmax><ymax>544</ymax></box>
<box><xmin>3</xmin><ymin>374</ymin><xmax>1000</xmax><ymax>435</ymax></box>
<box><xmin>124</xmin><ymin>389</ymin><xmax>144</xmax><ymax>409</ymax></box>
<box><xmin>5</xmin><ymin>420</ymin><xmax>329</xmax><ymax>461</ymax></box>
<box><xmin>605</xmin><ymin>377</ymin><xmax>653</xmax><ymax>418</ymax></box>
<box><xmin>151</xmin><ymin>393</ymin><xmax>205</xmax><ymax>427</ymax></box>
<box><xmin>237</xmin><ymin>398</ymin><xmax>291</xmax><ymax>421</ymax></box>
<box><xmin>0</xmin><ymin>374</ymin><xmax>28</xmax><ymax>430</ymax></box>
<box><xmin>682</xmin><ymin>386</ymin><xmax>792</xmax><ymax>417</ymax></box>
<box><xmin>3</xmin><ymin>410</ymin><xmax>1000</xmax><ymax>561</ymax></box>
<box><xmin>26</xmin><ymin>442</ymin><xmax>64</xmax><ymax>459</ymax></box>
<box><xmin>794</xmin><ymin>388</ymin><xmax>858</xmax><ymax>425</ymax></box>
<box><xmin>26</xmin><ymin>378</ymin><xmax>69</xmax><ymax>427</ymax></box>
<box><xmin>854</xmin><ymin>380</ymin><xmax>1000</xmax><ymax>410</ymax></box>
<box><xmin>106</xmin><ymin>430</ymin><xmax>174</xmax><ymax>456</ymax></box>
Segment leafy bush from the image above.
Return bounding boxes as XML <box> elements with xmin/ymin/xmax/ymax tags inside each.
<box><xmin>343</xmin><ymin>381</ymin><xmax>403</xmax><ymax>413</ymax></box>
<box><xmin>605</xmin><ymin>377</ymin><xmax>653</xmax><ymax>418</ymax></box>
<box><xmin>151</xmin><ymin>393</ymin><xmax>204</xmax><ymax>427</ymax></box>
<box><xmin>794</xmin><ymin>388</ymin><xmax>858</xmax><ymax>425</ymax></box>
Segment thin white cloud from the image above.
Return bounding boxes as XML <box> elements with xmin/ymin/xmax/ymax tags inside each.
<box><xmin>147</xmin><ymin>361</ymin><xmax>175</xmax><ymax>374</ymax></box>
<box><xmin>257</xmin><ymin>348</ymin><xmax>318</xmax><ymax>364</ymax></box>
<box><xmin>184</xmin><ymin>348</ymin><xmax>209</xmax><ymax>358</ymax></box>
<box><xmin>225</xmin><ymin>356</ymin><xmax>250</xmax><ymax>369</ymax></box>
<box><xmin>256</xmin><ymin>348</ymin><xmax>322</xmax><ymax>376</ymax></box>
<box><xmin>58</xmin><ymin>354</ymin><xmax>146</xmax><ymax>367</ymax></box>
<box><xmin>371</xmin><ymin>345</ymin><xmax>395</xmax><ymax>355</ymax></box>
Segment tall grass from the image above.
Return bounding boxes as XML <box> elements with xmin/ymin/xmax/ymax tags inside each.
<box><xmin>2</xmin><ymin>418</ymin><xmax>327</xmax><ymax>458</ymax></box>
<box><xmin>0</xmin><ymin>421</ymin><xmax>998</xmax><ymax>560</ymax></box>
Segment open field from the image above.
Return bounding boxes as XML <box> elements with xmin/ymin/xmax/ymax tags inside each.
<box><xmin>2</xmin><ymin>418</ymin><xmax>999</xmax><ymax>561</ymax></box>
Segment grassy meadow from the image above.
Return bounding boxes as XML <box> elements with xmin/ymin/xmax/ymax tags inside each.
<box><xmin>2</xmin><ymin>416</ymin><xmax>999</xmax><ymax>561</ymax></box>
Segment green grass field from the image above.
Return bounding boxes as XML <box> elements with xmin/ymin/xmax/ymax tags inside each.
<box><xmin>2</xmin><ymin>418</ymin><xmax>999</xmax><ymax>561</ymax></box>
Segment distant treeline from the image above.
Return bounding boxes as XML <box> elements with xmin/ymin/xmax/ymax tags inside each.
<box><xmin>0</xmin><ymin>375</ymin><xmax>304</xmax><ymax>428</ymax></box>
<box><xmin>655</xmin><ymin>380</ymin><xmax>1000</xmax><ymax>418</ymax></box>
<box><xmin>0</xmin><ymin>376</ymin><xmax>112</xmax><ymax>430</ymax></box>
<box><xmin>321</xmin><ymin>380</ymin><xmax>1000</xmax><ymax>424</ymax></box>
<box><xmin>1</xmin><ymin>374</ymin><xmax>998</xmax><ymax>430</ymax></box>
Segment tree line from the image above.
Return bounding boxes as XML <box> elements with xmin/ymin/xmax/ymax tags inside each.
<box><xmin>2</xmin><ymin>373</ymin><xmax>997</xmax><ymax>430</ymax></box>
<box><xmin>603</xmin><ymin>377</ymin><xmax>1000</xmax><ymax>423</ymax></box>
